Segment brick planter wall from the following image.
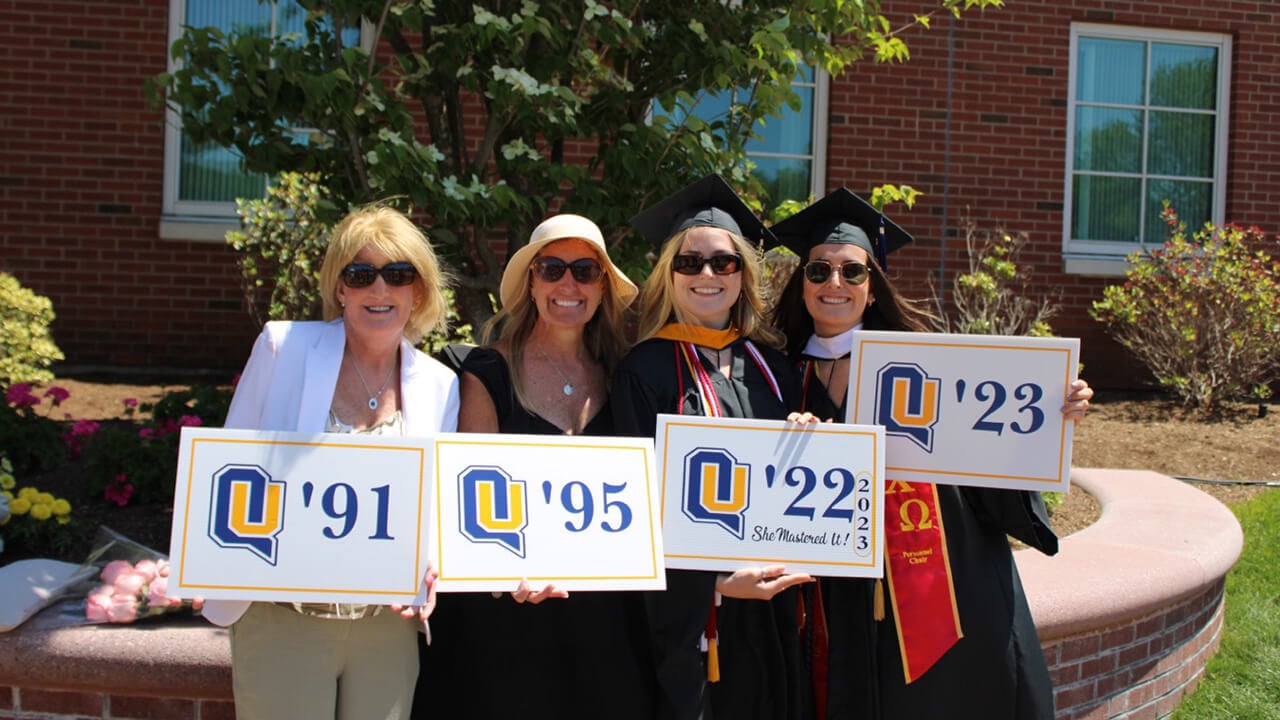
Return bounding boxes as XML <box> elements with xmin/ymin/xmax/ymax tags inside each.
<box><xmin>1046</xmin><ymin>580</ymin><xmax>1226</xmax><ymax>719</ymax></box>
<box><xmin>0</xmin><ymin>689</ymin><xmax>233</xmax><ymax>720</ymax></box>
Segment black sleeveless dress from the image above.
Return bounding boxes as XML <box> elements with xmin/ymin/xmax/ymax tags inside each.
<box><xmin>415</xmin><ymin>348</ymin><xmax>656</xmax><ymax>720</ymax></box>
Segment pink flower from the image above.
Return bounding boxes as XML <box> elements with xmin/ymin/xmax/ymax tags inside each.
<box><xmin>122</xmin><ymin>397</ymin><xmax>138</xmax><ymax>409</ymax></box>
<box><xmin>100</xmin><ymin>560</ymin><xmax>134</xmax><ymax>585</ymax></box>
<box><xmin>146</xmin><ymin>575</ymin><xmax>173</xmax><ymax>608</ymax></box>
<box><xmin>43</xmin><ymin>386</ymin><xmax>70</xmax><ymax>405</ymax></box>
<box><xmin>138</xmin><ymin>427</ymin><xmax>156</xmax><ymax>439</ymax></box>
<box><xmin>104</xmin><ymin>475</ymin><xmax>134</xmax><ymax>507</ymax></box>
<box><xmin>113</xmin><ymin>572</ymin><xmax>146</xmax><ymax>597</ymax></box>
<box><xmin>105</xmin><ymin>593</ymin><xmax>139</xmax><ymax>623</ymax></box>
<box><xmin>86</xmin><ymin>587</ymin><xmax>114</xmax><ymax>623</ymax></box>
<box><xmin>70</xmin><ymin>419</ymin><xmax>100</xmax><ymax>437</ymax></box>
<box><xmin>133</xmin><ymin>559</ymin><xmax>159</xmax><ymax>583</ymax></box>
<box><xmin>5</xmin><ymin>383</ymin><xmax>38</xmax><ymax>408</ymax></box>
<box><xmin>178</xmin><ymin>414</ymin><xmax>203</xmax><ymax>427</ymax></box>
<box><xmin>86</xmin><ymin>582</ymin><xmax>140</xmax><ymax>623</ymax></box>
<box><xmin>156</xmin><ymin>559</ymin><xmax>171</xmax><ymax>578</ymax></box>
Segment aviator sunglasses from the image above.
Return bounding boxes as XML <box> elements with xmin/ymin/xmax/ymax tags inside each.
<box><xmin>671</xmin><ymin>253</ymin><xmax>744</xmax><ymax>276</ymax></box>
<box><xmin>804</xmin><ymin>259</ymin><xmax>870</xmax><ymax>286</ymax></box>
<box><xmin>531</xmin><ymin>257</ymin><xmax>604</xmax><ymax>284</ymax></box>
<box><xmin>340</xmin><ymin>262</ymin><xmax>419</xmax><ymax>288</ymax></box>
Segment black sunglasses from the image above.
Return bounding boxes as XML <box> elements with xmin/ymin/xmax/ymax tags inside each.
<box><xmin>340</xmin><ymin>262</ymin><xmax>419</xmax><ymax>288</ymax></box>
<box><xmin>804</xmin><ymin>259</ymin><xmax>870</xmax><ymax>286</ymax></box>
<box><xmin>531</xmin><ymin>257</ymin><xmax>604</xmax><ymax>284</ymax></box>
<box><xmin>671</xmin><ymin>253</ymin><xmax>744</xmax><ymax>276</ymax></box>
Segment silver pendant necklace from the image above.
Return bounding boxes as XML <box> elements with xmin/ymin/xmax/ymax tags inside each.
<box><xmin>535</xmin><ymin>337</ymin><xmax>576</xmax><ymax>396</ymax></box>
<box><xmin>352</xmin><ymin>357</ymin><xmax>396</xmax><ymax>410</ymax></box>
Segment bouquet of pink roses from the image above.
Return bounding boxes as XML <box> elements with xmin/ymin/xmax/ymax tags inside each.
<box><xmin>85</xmin><ymin>557</ymin><xmax>203</xmax><ymax>624</ymax></box>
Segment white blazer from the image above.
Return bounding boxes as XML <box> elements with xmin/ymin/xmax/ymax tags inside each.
<box><xmin>201</xmin><ymin>319</ymin><xmax>460</xmax><ymax>626</ymax></box>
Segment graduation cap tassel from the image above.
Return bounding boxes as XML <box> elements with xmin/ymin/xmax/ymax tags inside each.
<box><xmin>705</xmin><ymin>598</ymin><xmax>721</xmax><ymax>682</ymax></box>
<box><xmin>876</xmin><ymin>214</ymin><xmax>889</xmax><ymax>271</ymax></box>
<box><xmin>873</xmin><ymin>578</ymin><xmax>885</xmax><ymax>621</ymax></box>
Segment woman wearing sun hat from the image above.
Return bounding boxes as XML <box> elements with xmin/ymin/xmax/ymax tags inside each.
<box><xmin>612</xmin><ymin>175</ymin><xmax>812</xmax><ymax>720</ymax></box>
<box><xmin>416</xmin><ymin>214</ymin><xmax>657</xmax><ymax>718</ymax></box>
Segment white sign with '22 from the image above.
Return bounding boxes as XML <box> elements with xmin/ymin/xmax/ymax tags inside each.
<box><xmin>432</xmin><ymin>433</ymin><xmax>665</xmax><ymax>593</ymax></box>
<box><xmin>655</xmin><ymin>415</ymin><xmax>886</xmax><ymax>579</ymax></box>
<box><xmin>848</xmin><ymin>331</ymin><xmax>1080</xmax><ymax>493</ymax></box>
<box><xmin>169</xmin><ymin>427</ymin><xmax>432</xmax><ymax>605</ymax></box>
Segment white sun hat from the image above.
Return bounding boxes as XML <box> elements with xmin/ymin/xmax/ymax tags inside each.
<box><xmin>498</xmin><ymin>213</ymin><xmax>639</xmax><ymax>310</ymax></box>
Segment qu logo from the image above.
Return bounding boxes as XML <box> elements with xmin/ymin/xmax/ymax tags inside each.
<box><xmin>208</xmin><ymin>464</ymin><xmax>286</xmax><ymax>565</ymax></box>
<box><xmin>459</xmin><ymin>466</ymin><xmax>528</xmax><ymax>558</ymax></box>
<box><xmin>682</xmin><ymin>448</ymin><xmax>750</xmax><ymax>539</ymax></box>
<box><xmin>875</xmin><ymin>363</ymin><xmax>941</xmax><ymax>452</ymax></box>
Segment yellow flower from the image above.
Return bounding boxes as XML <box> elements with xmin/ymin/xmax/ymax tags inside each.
<box><xmin>1</xmin><ymin>490</ymin><xmax>12</xmax><ymax>500</ymax></box>
<box><xmin>52</xmin><ymin>498</ymin><xmax>71</xmax><ymax>516</ymax></box>
<box><xmin>1</xmin><ymin>456</ymin><xmax>11</xmax><ymax>472</ymax></box>
<box><xmin>35</xmin><ymin>492</ymin><xmax>54</xmax><ymax>505</ymax></box>
<box><xmin>56</xmin><ymin>515</ymin><xmax>70</xmax><ymax>525</ymax></box>
<box><xmin>30</xmin><ymin>503</ymin><xmax>52</xmax><ymax>521</ymax></box>
<box><xmin>17</xmin><ymin>487</ymin><xmax>38</xmax><ymax>501</ymax></box>
<box><xmin>0</xmin><ymin>472</ymin><xmax>14</xmax><ymax>490</ymax></box>
<box><xmin>10</xmin><ymin>497</ymin><xmax>31</xmax><ymax>515</ymax></box>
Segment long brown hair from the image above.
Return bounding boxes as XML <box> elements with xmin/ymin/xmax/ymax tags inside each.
<box><xmin>771</xmin><ymin>252</ymin><xmax>935</xmax><ymax>357</ymax></box>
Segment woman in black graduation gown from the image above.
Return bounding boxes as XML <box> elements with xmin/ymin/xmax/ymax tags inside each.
<box><xmin>416</xmin><ymin>214</ymin><xmax>657</xmax><ymax>719</ymax></box>
<box><xmin>612</xmin><ymin>175</ymin><xmax>813</xmax><ymax>720</ymax></box>
<box><xmin>769</xmin><ymin>189</ymin><xmax>1094</xmax><ymax>720</ymax></box>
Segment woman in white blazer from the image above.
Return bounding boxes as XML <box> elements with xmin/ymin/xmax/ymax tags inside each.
<box><xmin>206</xmin><ymin>205</ymin><xmax>460</xmax><ymax>720</ymax></box>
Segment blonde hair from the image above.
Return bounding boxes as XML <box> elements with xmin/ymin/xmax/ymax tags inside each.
<box><xmin>636</xmin><ymin>227</ymin><xmax>785</xmax><ymax>350</ymax></box>
<box><xmin>482</xmin><ymin>243</ymin><xmax>631</xmax><ymax>409</ymax></box>
<box><xmin>319</xmin><ymin>205</ymin><xmax>452</xmax><ymax>343</ymax></box>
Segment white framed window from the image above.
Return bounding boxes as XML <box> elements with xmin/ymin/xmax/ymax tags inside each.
<box><xmin>161</xmin><ymin>1</ymin><xmax>360</xmax><ymax>234</ymax></box>
<box><xmin>659</xmin><ymin>67</ymin><xmax>829</xmax><ymax>209</ymax></box>
<box><xmin>1063</xmin><ymin>24</ymin><xmax>1231</xmax><ymax>270</ymax></box>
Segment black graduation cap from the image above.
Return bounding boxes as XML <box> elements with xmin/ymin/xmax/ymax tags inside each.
<box><xmin>631</xmin><ymin>174</ymin><xmax>779</xmax><ymax>250</ymax></box>
<box><xmin>772</xmin><ymin>188</ymin><xmax>912</xmax><ymax>268</ymax></box>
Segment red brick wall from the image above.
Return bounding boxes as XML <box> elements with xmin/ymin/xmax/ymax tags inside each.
<box><xmin>825</xmin><ymin>1</ymin><xmax>1280</xmax><ymax>388</ymax></box>
<box><xmin>0</xmin><ymin>0</ymin><xmax>255</xmax><ymax>374</ymax></box>
<box><xmin>0</xmin><ymin>688</ymin><xmax>234</xmax><ymax>720</ymax></box>
<box><xmin>2</xmin><ymin>1</ymin><xmax>1277</xmax><ymax>383</ymax></box>
<box><xmin>1044</xmin><ymin>579</ymin><xmax>1225</xmax><ymax>719</ymax></box>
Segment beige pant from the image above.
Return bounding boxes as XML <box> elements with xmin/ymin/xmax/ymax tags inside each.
<box><xmin>230</xmin><ymin>602</ymin><xmax>419</xmax><ymax>720</ymax></box>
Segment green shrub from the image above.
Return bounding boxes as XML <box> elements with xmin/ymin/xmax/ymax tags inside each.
<box><xmin>1090</xmin><ymin>205</ymin><xmax>1280</xmax><ymax>413</ymax></box>
<box><xmin>0</xmin><ymin>273</ymin><xmax>65</xmax><ymax>387</ymax></box>
<box><xmin>227</xmin><ymin>172</ymin><xmax>336</xmax><ymax>326</ymax></box>
<box><xmin>933</xmin><ymin>221</ymin><xmax>1058</xmax><ymax>337</ymax></box>
<box><xmin>228</xmin><ymin>172</ymin><xmax>473</xmax><ymax>350</ymax></box>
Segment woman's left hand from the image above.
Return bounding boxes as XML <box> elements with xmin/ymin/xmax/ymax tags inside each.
<box><xmin>1061</xmin><ymin>379</ymin><xmax>1094</xmax><ymax>425</ymax></box>
<box><xmin>716</xmin><ymin>565</ymin><xmax>813</xmax><ymax>600</ymax></box>
<box><xmin>390</xmin><ymin>564</ymin><xmax>438</xmax><ymax>630</ymax></box>
<box><xmin>512</xmin><ymin>578</ymin><xmax>569</xmax><ymax>604</ymax></box>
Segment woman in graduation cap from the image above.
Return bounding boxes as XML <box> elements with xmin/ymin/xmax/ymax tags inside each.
<box><xmin>769</xmin><ymin>188</ymin><xmax>1093</xmax><ymax>720</ymax></box>
<box><xmin>612</xmin><ymin>174</ymin><xmax>813</xmax><ymax>720</ymax></box>
<box><xmin>416</xmin><ymin>214</ymin><xmax>658</xmax><ymax>719</ymax></box>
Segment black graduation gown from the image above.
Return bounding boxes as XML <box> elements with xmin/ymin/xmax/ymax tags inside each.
<box><xmin>612</xmin><ymin>336</ymin><xmax>806</xmax><ymax>720</ymax></box>
<box><xmin>796</xmin><ymin>356</ymin><xmax>1058</xmax><ymax>720</ymax></box>
<box><xmin>415</xmin><ymin>348</ymin><xmax>657</xmax><ymax>720</ymax></box>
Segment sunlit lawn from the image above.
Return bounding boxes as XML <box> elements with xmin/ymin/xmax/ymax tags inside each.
<box><xmin>1173</xmin><ymin>488</ymin><xmax>1280</xmax><ymax>719</ymax></box>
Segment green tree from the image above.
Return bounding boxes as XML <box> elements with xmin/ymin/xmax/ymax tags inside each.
<box><xmin>150</xmin><ymin>0</ymin><xmax>1003</xmax><ymax>329</ymax></box>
